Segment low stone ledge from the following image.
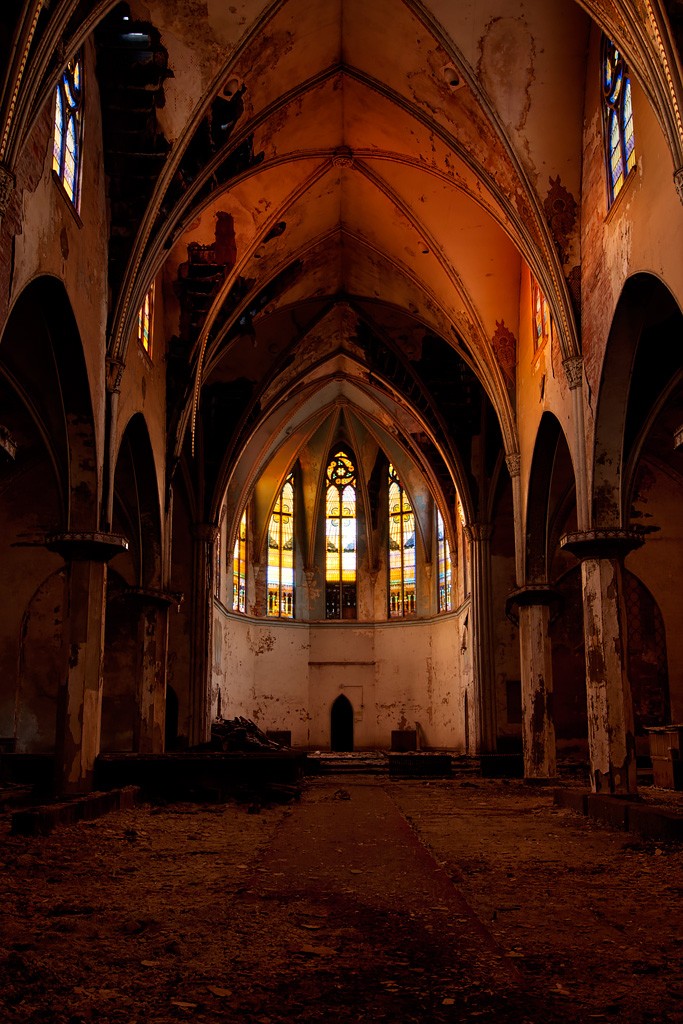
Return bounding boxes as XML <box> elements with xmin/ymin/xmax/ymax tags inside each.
<box><xmin>627</xmin><ymin>803</ymin><xmax>683</xmax><ymax>842</ymax></box>
<box><xmin>554</xmin><ymin>789</ymin><xmax>683</xmax><ymax>843</ymax></box>
<box><xmin>553</xmin><ymin>789</ymin><xmax>589</xmax><ymax>815</ymax></box>
<box><xmin>587</xmin><ymin>794</ymin><xmax>631</xmax><ymax>830</ymax></box>
<box><xmin>10</xmin><ymin>786</ymin><xmax>142</xmax><ymax>836</ymax></box>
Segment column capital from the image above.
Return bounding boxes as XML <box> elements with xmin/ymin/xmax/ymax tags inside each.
<box><xmin>505</xmin><ymin>583</ymin><xmax>559</xmax><ymax>625</ymax></box>
<box><xmin>560</xmin><ymin>528</ymin><xmax>643</xmax><ymax>560</ymax></box>
<box><xmin>106</xmin><ymin>356</ymin><xmax>125</xmax><ymax>394</ymax></box>
<box><xmin>45</xmin><ymin>531</ymin><xmax>129</xmax><ymax>562</ymax></box>
<box><xmin>562</xmin><ymin>355</ymin><xmax>583</xmax><ymax>390</ymax></box>
<box><xmin>465</xmin><ymin>522</ymin><xmax>493</xmax><ymax>543</ymax></box>
<box><xmin>123</xmin><ymin>586</ymin><xmax>183</xmax><ymax>608</ymax></box>
<box><xmin>192</xmin><ymin>522</ymin><xmax>219</xmax><ymax>542</ymax></box>
<box><xmin>0</xmin><ymin>424</ymin><xmax>17</xmax><ymax>461</ymax></box>
<box><xmin>675</xmin><ymin>166</ymin><xmax>683</xmax><ymax>205</ymax></box>
<box><xmin>505</xmin><ymin>452</ymin><xmax>521</xmax><ymax>478</ymax></box>
<box><xmin>0</xmin><ymin>163</ymin><xmax>15</xmax><ymax>217</ymax></box>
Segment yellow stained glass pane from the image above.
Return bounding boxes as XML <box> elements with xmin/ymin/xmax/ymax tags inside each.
<box><xmin>232</xmin><ymin>510</ymin><xmax>246</xmax><ymax>612</ymax></box>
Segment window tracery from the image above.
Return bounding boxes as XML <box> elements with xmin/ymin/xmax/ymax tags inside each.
<box><xmin>602</xmin><ymin>38</ymin><xmax>636</xmax><ymax>203</ymax></box>
<box><xmin>267</xmin><ymin>475</ymin><xmax>294</xmax><ymax>618</ymax></box>
<box><xmin>52</xmin><ymin>55</ymin><xmax>83</xmax><ymax>207</ymax></box>
<box><xmin>325</xmin><ymin>452</ymin><xmax>357</xmax><ymax>619</ymax></box>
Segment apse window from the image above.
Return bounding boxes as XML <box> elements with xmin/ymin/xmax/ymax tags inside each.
<box><xmin>388</xmin><ymin>465</ymin><xmax>416</xmax><ymax>617</ymax></box>
<box><xmin>52</xmin><ymin>54</ymin><xmax>83</xmax><ymax>208</ymax></box>
<box><xmin>437</xmin><ymin>509</ymin><xmax>452</xmax><ymax>613</ymax></box>
<box><xmin>602</xmin><ymin>38</ymin><xmax>636</xmax><ymax>204</ymax></box>
<box><xmin>531</xmin><ymin>278</ymin><xmax>551</xmax><ymax>351</ymax></box>
<box><xmin>325</xmin><ymin>451</ymin><xmax>357</xmax><ymax>619</ymax></box>
<box><xmin>267</xmin><ymin>474</ymin><xmax>294</xmax><ymax>618</ymax></box>
<box><xmin>137</xmin><ymin>284</ymin><xmax>154</xmax><ymax>358</ymax></box>
<box><xmin>232</xmin><ymin>509</ymin><xmax>247</xmax><ymax>613</ymax></box>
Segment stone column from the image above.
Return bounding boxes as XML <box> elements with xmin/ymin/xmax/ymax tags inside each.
<box><xmin>465</xmin><ymin>522</ymin><xmax>497</xmax><ymax>753</ymax></box>
<box><xmin>505</xmin><ymin>452</ymin><xmax>524</xmax><ymax>587</ymax></box>
<box><xmin>561</xmin><ymin>529</ymin><xmax>643</xmax><ymax>794</ymax></box>
<box><xmin>563</xmin><ymin>356</ymin><xmax>589</xmax><ymax>530</ymax></box>
<box><xmin>125</xmin><ymin>588</ymin><xmax>176</xmax><ymax>753</ymax></box>
<box><xmin>46</xmin><ymin>532</ymin><xmax>129</xmax><ymax>794</ymax></box>
<box><xmin>507</xmin><ymin>584</ymin><xmax>558</xmax><ymax>781</ymax></box>
<box><xmin>189</xmin><ymin>523</ymin><xmax>218</xmax><ymax>747</ymax></box>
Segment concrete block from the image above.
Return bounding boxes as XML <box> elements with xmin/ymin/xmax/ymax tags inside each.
<box><xmin>627</xmin><ymin>803</ymin><xmax>683</xmax><ymax>842</ymax></box>
<box><xmin>587</xmin><ymin>794</ymin><xmax>630</xmax><ymax>830</ymax></box>
<box><xmin>553</xmin><ymin>789</ymin><xmax>589</xmax><ymax>815</ymax></box>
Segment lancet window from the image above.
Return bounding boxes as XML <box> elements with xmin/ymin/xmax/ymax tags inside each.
<box><xmin>388</xmin><ymin>464</ymin><xmax>416</xmax><ymax>617</ymax></box>
<box><xmin>232</xmin><ymin>510</ymin><xmax>247</xmax><ymax>613</ymax></box>
<box><xmin>267</xmin><ymin>475</ymin><xmax>294</xmax><ymax>618</ymax></box>
<box><xmin>52</xmin><ymin>55</ymin><xmax>83</xmax><ymax>207</ymax></box>
<box><xmin>137</xmin><ymin>285</ymin><xmax>154</xmax><ymax>357</ymax></box>
<box><xmin>602</xmin><ymin>38</ymin><xmax>636</xmax><ymax>203</ymax></box>
<box><xmin>437</xmin><ymin>510</ymin><xmax>452</xmax><ymax>613</ymax></box>
<box><xmin>325</xmin><ymin>452</ymin><xmax>357</xmax><ymax>619</ymax></box>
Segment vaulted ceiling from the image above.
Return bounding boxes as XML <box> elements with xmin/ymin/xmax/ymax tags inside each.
<box><xmin>4</xmin><ymin>0</ymin><xmax>683</xmax><ymax>525</ymax></box>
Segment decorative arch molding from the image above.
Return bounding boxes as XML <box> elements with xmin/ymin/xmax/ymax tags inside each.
<box><xmin>111</xmin><ymin>413</ymin><xmax>163</xmax><ymax>589</ymax></box>
<box><xmin>592</xmin><ymin>272</ymin><xmax>683</xmax><ymax>528</ymax></box>
<box><xmin>0</xmin><ymin>275</ymin><xmax>99</xmax><ymax>532</ymax></box>
<box><xmin>525</xmin><ymin>413</ymin><xmax>578</xmax><ymax>583</ymax></box>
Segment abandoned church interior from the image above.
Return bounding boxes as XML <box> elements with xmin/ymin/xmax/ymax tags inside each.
<box><xmin>1</xmin><ymin>0</ymin><xmax>683</xmax><ymax>797</ymax></box>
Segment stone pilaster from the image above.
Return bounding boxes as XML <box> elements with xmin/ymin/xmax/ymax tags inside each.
<box><xmin>507</xmin><ymin>584</ymin><xmax>558</xmax><ymax>781</ymax></box>
<box><xmin>465</xmin><ymin>522</ymin><xmax>497</xmax><ymax>753</ymax></box>
<box><xmin>46</xmin><ymin>532</ymin><xmax>128</xmax><ymax>794</ymax></box>
<box><xmin>189</xmin><ymin>524</ymin><xmax>218</xmax><ymax>746</ymax></box>
<box><xmin>562</xmin><ymin>356</ymin><xmax>588</xmax><ymax>530</ymax></box>
<box><xmin>505</xmin><ymin>451</ymin><xmax>524</xmax><ymax>586</ymax></box>
<box><xmin>561</xmin><ymin>529</ymin><xmax>643</xmax><ymax>794</ymax></box>
<box><xmin>124</xmin><ymin>587</ymin><xmax>176</xmax><ymax>753</ymax></box>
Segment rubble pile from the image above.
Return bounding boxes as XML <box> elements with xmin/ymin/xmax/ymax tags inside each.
<box><xmin>210</xmin><ymin>717</ymin><xmax>289</xmax><ymax>752</ymax></box>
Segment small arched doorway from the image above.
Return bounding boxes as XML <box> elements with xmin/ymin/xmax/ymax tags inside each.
<box><xmin>331</xmin><ymin>694</ymin><xmax>354</xmax><ymax>751</ymax></box>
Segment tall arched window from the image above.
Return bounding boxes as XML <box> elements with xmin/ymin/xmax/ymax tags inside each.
<box><xmin>531</xmin><ymin>277</ymin><xmax>551</xmax><ymax>351</ymax></box>
<box><xmin>388</xmin><ymin>465</ymin><xmax>416</xmax><ymax>617</ymax></box>
<box><xmin>267</xmin><ymin>475</ymin><xmax>294</xmax><ymax>618</ymax></box>
<box><xmin>232</xmin><ymin>510</ymin><xmax>247</xmax><ymax>613</ymax></box>
<box><xmin>602</xmin><ymin>38</ymin><xmax>636</xmax><ymax>204</ymax></box>
<box><xmin>437</xmin><ymin>510</ymin><xmax>452</xmax><ymax>613</ymax></box>
<box><xmin>137</xmin><ymin>284</ymin><xmax>154</xmax><ymax>358</ymax></box>
<box><xmin>326</xmin><ymin>451</ymin><xmax>357</xmax><ymax>619</ymax></box>
<box><xmin>52</xmin><ymin>54</ymin><xmax>83</xmax><ymax>207</ymax></box>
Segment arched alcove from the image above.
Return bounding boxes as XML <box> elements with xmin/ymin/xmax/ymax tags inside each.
<box><xmin>0</xmin><ymin>277</ymin><xmax>96</xmax><ymax>753</ymax></box>
<box><xmin>102</xmin><ymin>414</ymin><xmax>163</xmax><ymax>752</ymax></box>
<box><xmin>331</xmin><ymin>694</ymin><xmax>354</xmax><ymax>752</ymax></box>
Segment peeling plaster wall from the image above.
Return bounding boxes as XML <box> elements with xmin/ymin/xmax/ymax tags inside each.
<box><xmin>581</xmin><ymin>25</ymin><xmax>683</xmax><ymax>471</ymax></box>
<box><xmin>215</xmin><ymin>609</ymin><xmax>467</xmax><ymax>750</ymax></box>
<box><xmin>10</xmin><ymin>39</ymin><xmax>109</xmax><ymax>475</ymax></box>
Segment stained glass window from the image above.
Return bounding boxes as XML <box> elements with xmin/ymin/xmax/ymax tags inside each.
<box><xmin>267</xmin><ymin>475</ymin><xmax>294</xmax><ymax>618</ymax></box>
<box><xmin>437</xmin><ymin>509</ymin><xmax>452</xmax><ymax>613</ymax></box>
<box><xmin>531</xmin><ymin>278</ymin><xmax>551</xmax><ymax>351</ymax></box>
<box><xmin>214</xmin><ymin>529</ymin><xmax>221</xmax><ymax>599</ymax></box>
<box><xmin>52</xmin><ymin>55</ymin><xmax>83</xmax><ymax>207</ymax></box>
<box><xmin>388</xmin><ymin>465</ymin><xmax>416</xmax><ymax>617</ymax></box>
<box><xmin>137</xmin><ymin>284</ymin><xmax>154</xmax><ymax>357</ymax></box>
<box><xmin>325</xmin><ymin>451</ymin><xmax>357</xmax><ymax>619</ymax></box>
<box><xmin>602</xmin><ymin>38</ymin><xmax>636</xmax><ymax>204</ymax></box>
<box><xmin>232</xmin><ymin>510</ymin><xmax>247</xmax><ymax>613</ymax></box>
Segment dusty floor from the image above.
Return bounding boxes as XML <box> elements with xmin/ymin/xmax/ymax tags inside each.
<box><xmin>0</xmin><ymin>776</ymin><xmax>682</xmax><ymax>1023</ymax></box>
